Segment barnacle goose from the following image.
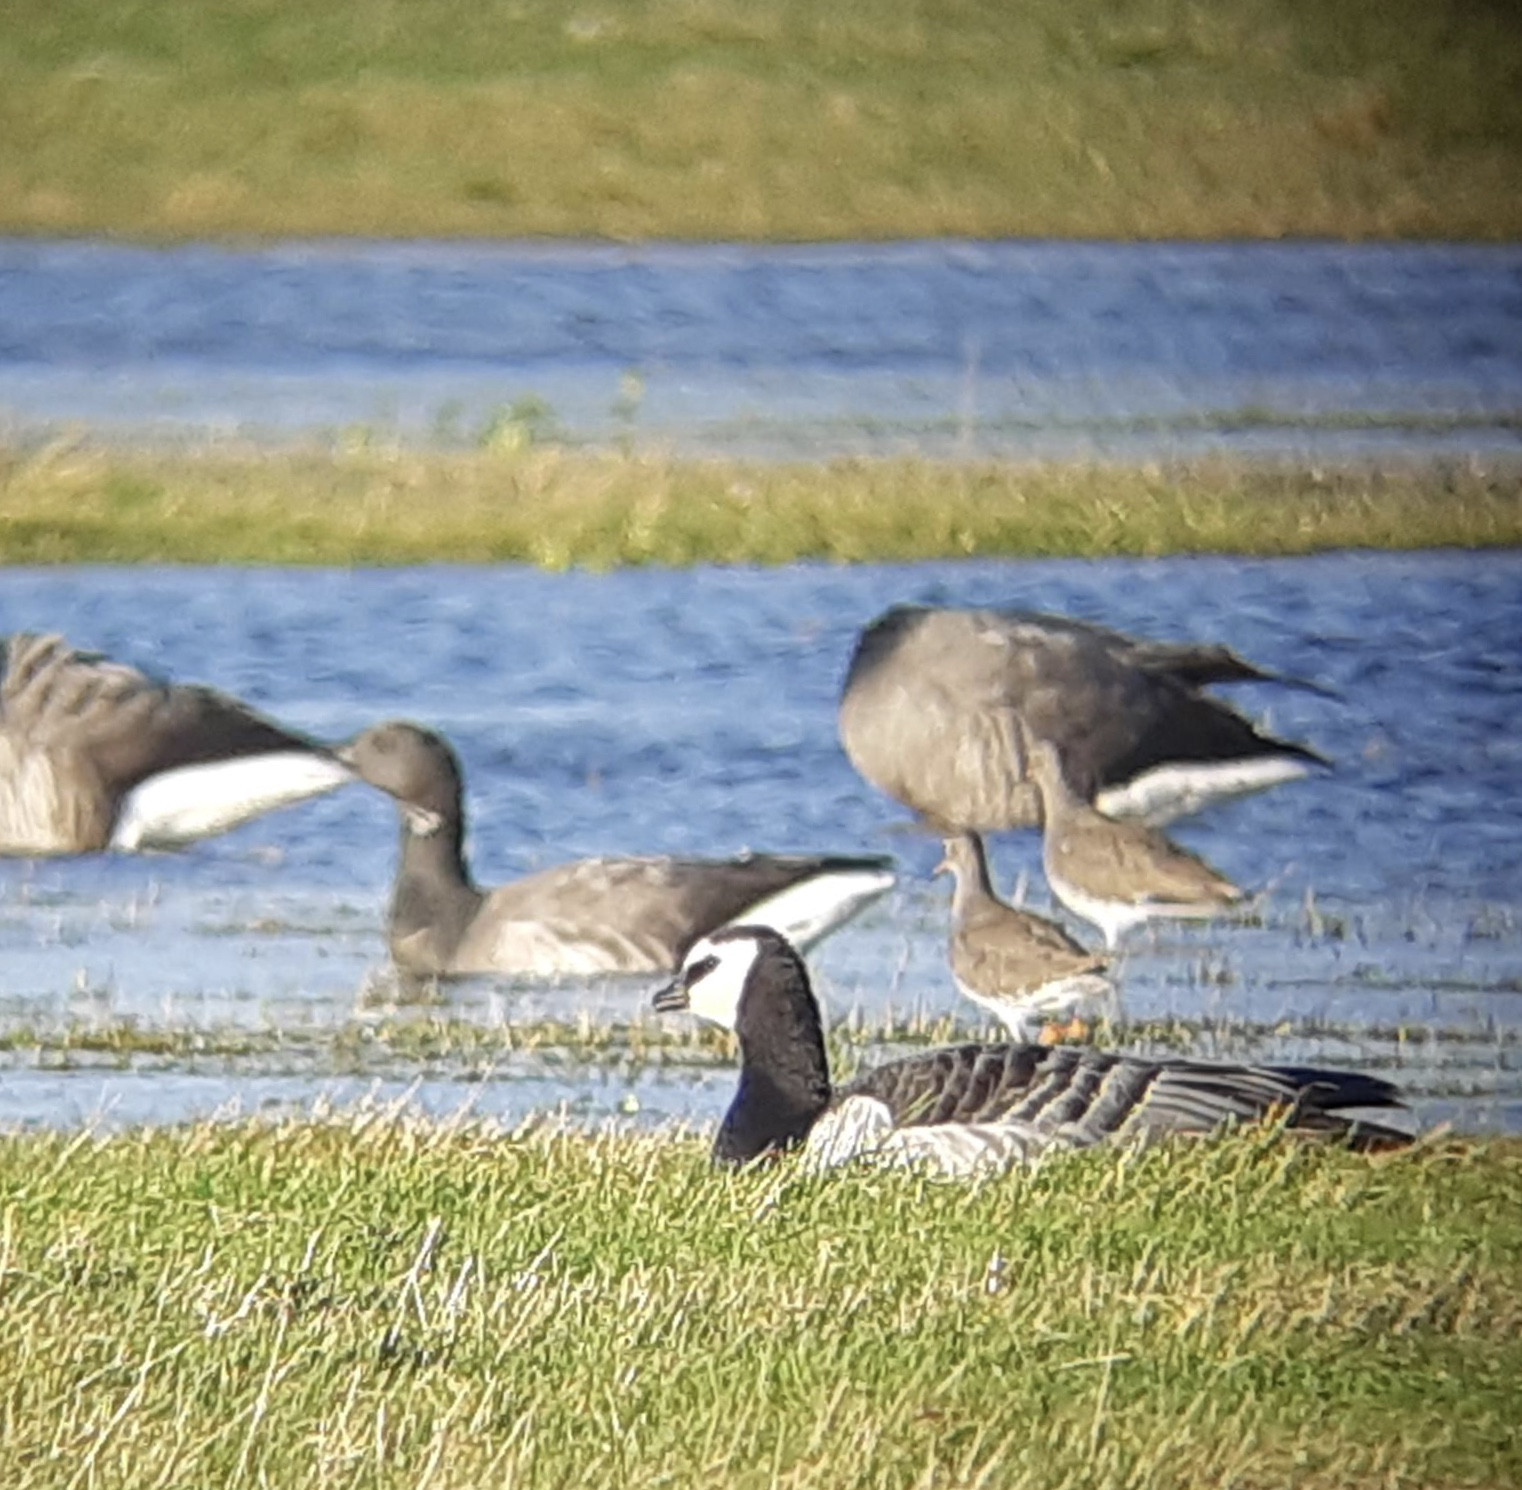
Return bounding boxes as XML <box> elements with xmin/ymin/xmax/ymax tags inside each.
<box><xmin>653</xmin><ymin>925</ymin><xmax>1410</xmax><ymax>1174</ymax></box>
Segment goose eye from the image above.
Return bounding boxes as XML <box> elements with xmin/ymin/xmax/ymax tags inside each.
<box><xmin>684</xmin><ymin>954</ymin><xmax>719</xmax><ymax>988</ymax></box>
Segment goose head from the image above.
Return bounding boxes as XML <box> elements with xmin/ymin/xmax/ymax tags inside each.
<box><xmin>655</xmin><ymin>926</ymin><xmax>833</xmax><ymax>1163</ymax></box>
<box><xmin>338</xmin><ymin>720</ymin><xmax>464</xmax><ymax>837</ymax></box>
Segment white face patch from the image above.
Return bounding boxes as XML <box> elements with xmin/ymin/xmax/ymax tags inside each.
<box><xmin>680</xmin><ymin>933</ymin><xmax>762</xmax><ymax>1033</ymax></box>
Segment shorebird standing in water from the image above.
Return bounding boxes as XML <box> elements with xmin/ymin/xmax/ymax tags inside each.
<box><xmin>1024</xmin><ymin>735</ymin><xmax>1247</xmax><ymax>948</ymax></box>
<box><xmin>935</xmin><ymin>831</ymin><xmax>1114</xmax><ymax>1041</ymax></box>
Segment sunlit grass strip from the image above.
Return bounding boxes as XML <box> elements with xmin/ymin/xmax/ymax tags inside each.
<box><xmin>2</xmin><ymin>0</ymin><xmax>1521</xmax><ymax>242</ymax></box>
<box><xmin>0</xmin><ymin>1111</ymin><xmax>1517</xmax><ymax>1488</ymax></box>
<box><xmin>3</xmin><ymin>444</ymin><xmax>1520</xmax><ymax>566</ymax></box>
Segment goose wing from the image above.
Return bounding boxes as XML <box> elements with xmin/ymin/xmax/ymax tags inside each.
<box><xmin>3</xmin><ymin>633</ymin><xmax>327</xmax><ymax>787</ymax></box>
<box><xmin>3</xmin><ymin>634</ymin><xmax>346</xmax><ymax>852</ymax></box>
<box><xmin>838</xmin><ymin>1044</ymin><xmax>1407</xmax><ymax>1150</ymax></box>
<box><xmin>480</xmin><ymin>853</ymin><xmax>895</xmax><ymax>975</ymax></box>
<box><xmin>1120</xmin><ymin>636</ymin><xmax>1334</xmax><ymax>696</ymax></box>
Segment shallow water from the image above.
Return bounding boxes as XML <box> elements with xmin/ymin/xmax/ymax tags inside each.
<box><xmin>2</xmin><ymin>239</ymin><xmax>1520</xmax><ymax>459</ymax></box>
<box><xmin>1</xmin><ymin>554</ymin><xmax>1519</xmax><ymax>1136</ymax></box>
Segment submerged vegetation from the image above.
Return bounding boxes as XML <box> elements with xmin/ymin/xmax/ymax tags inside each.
<box><xmin>3</xmin><ymin>443</ymin><xmax>1519</xmax><ymax>566</ymax></box>
<box><xmin>0</xmin><ymin>1111</ymin><xmax>1517</xmax><ymax>1488</ymax></box>
<box><xmin>2</xmin><ymin>0</ymin><xmax>1521</xmax><ymax>242</ymax></box>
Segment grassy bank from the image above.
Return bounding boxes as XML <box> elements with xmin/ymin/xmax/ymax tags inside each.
<box><xmin>4</xmin><ymin>444</ymin><xmax>1520</xmax><ymax>566</ymax></box>
<box><xmin>0</xmin><ymin>1113</ymin><xmax>1517</xmax><ymax>1489</ymax></box>
<box><xmin>2</xmin><ymin>0</ymin><xmax>1521</xmax><ymax>243</ymax></box>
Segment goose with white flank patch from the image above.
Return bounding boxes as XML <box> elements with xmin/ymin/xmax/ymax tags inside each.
<box><xmin>0</xmin><ymin>633</ymin><xmax>353</xmax><ymax>856</ymax></box>
<box><xmin>935</xmin><ymin>831</ymin><xmax>1115</xmax><ymax>1040</ymax></box>
<box><xmin>839</xmin><ymin>603</ymin><xmax>1327</xmax><ymax>833</ymax></box>
<box><xmin>339</xmin><ymin>721</ymin><xmax>896</xmax><ymax>978</ymax></box>
<box><xmin>1025</xmin><ymin>735</ymin><xmax>1246</xmax><ymax>948</ymax></box>
<box><xmin>653</xmin><ymin>926</ymin><xmax>1408</xmax><ymax>1173</ymax></box>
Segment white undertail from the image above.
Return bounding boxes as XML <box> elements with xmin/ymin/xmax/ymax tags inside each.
<box><xmin>111</xmin><ymin>752</ymin><xmax>353</xmax><ymax>850</ymax></box>
<box><xmin>730</xmin><ymin>865</ymin><xmax>897</xmax><ymax>950</ymax></box>
<box><xmin>1096</xmin><ymin>756</ymin><xmax>1311</xmax><ymax>826</ymax></box>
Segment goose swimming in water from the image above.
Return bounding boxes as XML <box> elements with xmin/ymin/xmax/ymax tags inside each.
<box><xmin>0</xmin><ymin>632</ymin><xmax>353</xmax><ymax>855</ymax></box>
<box><xmin>339</xmin><ymin>720</ymin><xmax>897</xmax><ymax>978</ymax></box>
<box><xmin>653</xmin><ymin>925</ymin><xmax>1409</xmax><ymax>1173</ymax></box>
<box><xmin>838</xmin><ymin>603</ymin><xmax>1327</xmax><ymax>832</ymax></box>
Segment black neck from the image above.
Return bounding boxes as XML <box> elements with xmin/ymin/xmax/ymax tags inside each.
<box><xmin>389</xmin><ymin>811</ymin><xmax>485</xmax><ymax>972</ymax></box>
<box><xmin>713</xmin><ymin>941</ymin><xmax>833</xmax><ymax>1165</ymax></box>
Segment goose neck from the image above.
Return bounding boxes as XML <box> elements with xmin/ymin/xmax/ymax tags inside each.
<box><xmin>716</xmin><ymin>955</ymin><xmax>834</xmax><ymax>1164</ymax></box>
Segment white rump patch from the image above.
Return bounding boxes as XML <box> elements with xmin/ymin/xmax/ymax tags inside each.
<box><xmin>805</xmin><ymin>1097</ymin><xmax>1064</xmax><ymax>1177</ymax></box>
<box><xmin>1096</xmin><ymin>756</ymin><xmax>1311</xmax><ymax>826</ymax></box>
<box><xmin>111</xmin><ymin>751</ymin><xmax>353</xmax><ymax>850</ymax></box>
<box><xmin>729</xmin><ymin>865</ymin><xmax>897</xmax><ymax>951</ymax></box>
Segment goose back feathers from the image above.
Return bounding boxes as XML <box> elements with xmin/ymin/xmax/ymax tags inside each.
<box><xmin>341</xmin><ymin>721</ymin><xmax>896</xmax><ymax>978</ymax></box>
<box><xmin>655</xmin><ymin>926</ymin><xmax>1410</xmax><ymax>1172</ymax></box>
<box><xmin>838</xmin><ymin>604</ymin><xmax>1326</xmax><ymax>831</ymax></box>
<box><xmin>0</xmin><ymin>632</ymin><xmax>352</xmax><ymax>855</ymax></box>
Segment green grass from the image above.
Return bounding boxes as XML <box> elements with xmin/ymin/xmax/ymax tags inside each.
<box><xmin>3</xmin><ymin>444</ymin><xmax>1520</xmax><ymax>565</ymax></box>
<box><xmin>2</xmin><ymin>0</ymin><xmax>1521</xmax><ymax>241</ymax></box>
<box><xmin>0</xmin><ymin>1113</ymin><xmax>1517</xmax><ymax>1488</ymax></box>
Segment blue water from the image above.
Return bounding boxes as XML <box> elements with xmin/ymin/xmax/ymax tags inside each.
<box><xmin>1</xmin><ymin>554</ymin><xmax>1519</xmax><ymax>1135</ymax></box>
<box><xmin>2</xmin><ymin>239</ymin><xmax>1520</xmax><ymax>458</ymax></box>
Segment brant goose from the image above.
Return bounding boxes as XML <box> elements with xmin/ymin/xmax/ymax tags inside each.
<box><xmin>654</xmin><ymin>926</ymin><xmax>1410</xmax><ymax>1173</ymax></box>
<box><xmin>339</xmin><ymin>720</ymin><xmax>896</xmax><ymax>978</ymax></box>
<box><xmin>839</xmin><ymin>604</ymin><xmax>1326</xmax><ymax>832</ymax></box>
<box><xmin>0</xmin><ymin>632</ymin><xmax>352</xmax><ymax>855</ymax></box>
<box><xmin>1025</xmin><ymin>737</ymin><xmax>1245</xmax><ymax>947</ymax></box>
<box><xmin>935</xmin><ymin>831</ymin><xmax>1114</xmax><ymax>1039</ymax></box>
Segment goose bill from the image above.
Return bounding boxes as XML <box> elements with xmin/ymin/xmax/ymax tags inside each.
<box><xmin>652</xmin><ymin>979</ymin><xmax>690</xmax><ymax>1013</ymax></box>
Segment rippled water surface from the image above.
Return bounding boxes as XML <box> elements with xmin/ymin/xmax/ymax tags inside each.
<box><xmin>2</xmin><ymin>239</ymin><xmax>1520</xmax><ymax>458</ymax></box>
<box><xmin>2</xmin><ymin>555</ymin><xmax>1519</xmax><ymax>1135</ymax></box>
